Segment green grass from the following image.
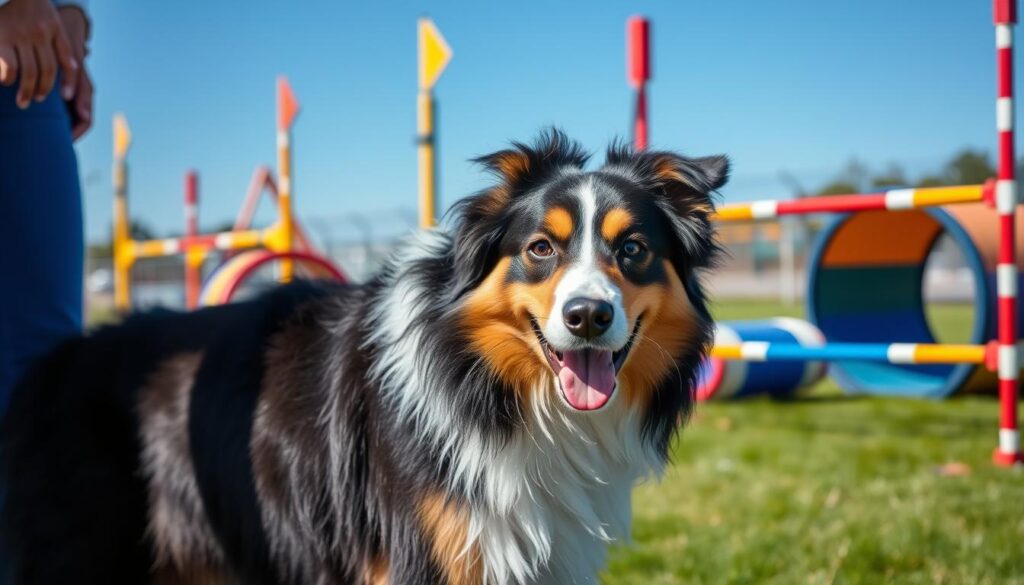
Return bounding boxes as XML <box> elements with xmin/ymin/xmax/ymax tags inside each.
<box><xmin>603</xmin><ymin>300</ymin><xmax>1024</xmax><ymax>585</ymax></box>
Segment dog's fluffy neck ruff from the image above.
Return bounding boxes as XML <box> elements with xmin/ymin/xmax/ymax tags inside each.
<box><xmin>364</xmin><ymin>229</ymin><xmax>665</xmax><ymax>584</ymax></box>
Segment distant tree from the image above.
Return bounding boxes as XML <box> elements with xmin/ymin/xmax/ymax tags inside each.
<box><xmin>870</xmin><ymin>163</ymin><xmax>908</xmax><ymax>188</ymax></box>
<box><xmin>816</xmin><ymin>180</ymin><xmax>860</xmax><ymax>196</ymax></box>
<box><xmin>812</xmin><ymin>149</ymin><xmax>996</xmax><ymax>196</ymax></box>
<box><xmin>816</xmin><ymin>158</ymin><xmax>870</xmax><ymax>195</ymax></box>
<box><xmin>915</xmin><ymin>175</ymin><xmax>948</xmax><ymax>188</ymax></box>
<box><xmin>212</xmin><ymin>221</ymin><xmax>237</xmax><ymax>233</ymax></box>
<box><xmin>944</xmin><ymin>149</ymin><xmax>994</xmax><ymax>184</ymax></box>
<box><xmin>129</xmin><ymin>220</ymin><xmax>157</xmax><ymax>241</ymax></box>
<box><xmin>86</xmin><ymin>241</ymin><xmax>112</xmax><ymax>260</ymax></box>
<box><xmin>910</xmin><ymin>150</ymin><xmax>993</xmax><ymax>187</ymax></box>
<box><xmin>838</xmin><ymin>158</ymin><xmax>869</xmax><ymax>192</ymax></box>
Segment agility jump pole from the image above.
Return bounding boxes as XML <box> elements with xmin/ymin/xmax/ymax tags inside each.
<box><xmin>183</xmin><ymin>171</ymin><xmax>202</xmax><ymax>309</ymax></box>
<box><xmin>273</xmin><ymin>76</ymin><xmax>299</xmax><ymax>282</ymax></box>
<box><xmin>993</xmin><ymin>0</ymin><xmax>1022</xmax><ymax>466</ymax></box>
<box><xmin>714</xmin><ymin>184</ymin><xmax>988</xmax><ymax>222</ymax></box>
<box><xmin>627</xmin><ymin>16</ymin><xmax>650</xmax><ymax>151</ymax></box>
<box><xmin>112</xmin><ymin>114</ymin><xmax>133</xmax><ymax>311</ymax></box>
<box><xmin>712</xmin><ymin>342</ymin><xmax>989</xmax><ymax>366</ymax></box>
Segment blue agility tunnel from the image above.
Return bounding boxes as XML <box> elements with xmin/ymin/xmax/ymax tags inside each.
<box><xmin>696</xmin><ymin>318</ymin><xmax>827</xmax><ymax>400</ymax></box>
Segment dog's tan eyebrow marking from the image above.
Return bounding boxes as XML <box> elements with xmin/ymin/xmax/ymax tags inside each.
<box><xmin>601</xmin><ymin>207</ymin><xmax>634</xmax><ymax>242</ymax></box>
<box><xmin>543</xmin><ymin>207</ymin><xmax>574</xmax><ymax>241</ymax></box>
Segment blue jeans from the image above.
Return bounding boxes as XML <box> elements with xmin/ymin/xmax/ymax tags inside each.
<box><xmin>0</xmin><ymin>80</ymin><xmax>83</xmax><ymax>583</ymax></box>
<box><xmin>0</xmin><ymin>82</ymin><xmax>84</xmax><ymax>411</ymax></box>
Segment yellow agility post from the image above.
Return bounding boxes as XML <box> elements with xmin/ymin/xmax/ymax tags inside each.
<box><xmin>275</xmin><ymin>76</ymin><xmax>300</xmax><ymax>281</ymax></box>
<box><xmin>417</xmin><ymin>18</ymin><xmax>452</xmax><ymax>228</ymax></box>
<box><xmin>112</xmin><ymin>113</ymin><xmax>133</xmax><ymax>312</ymax></box>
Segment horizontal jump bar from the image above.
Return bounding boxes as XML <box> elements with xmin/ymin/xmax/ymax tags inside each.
<box><xmin>130</xmin><ymin>228</ymin><xmax>268</xmax><ymax>259</ymax></box>
<box><xmin>714</xmin><ymin>184</ymin><xmax>988</xmax><ymax>222</ymax></box>
<box><xmin>711</xmin><ymin>342</ymin><xmax>989</xmax><ymax>365</ymax></box>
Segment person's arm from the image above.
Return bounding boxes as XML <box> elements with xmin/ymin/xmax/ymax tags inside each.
<box><xmin>56</xmin><ymin>2</ymin><xmax>91</xmax><ymax>139</ymax></box>
<box><xmin>0</xmin><ymin>0</ymin><xmax>77</xmax><ymax>109</ymax></box>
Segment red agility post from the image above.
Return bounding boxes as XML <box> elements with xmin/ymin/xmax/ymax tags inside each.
<box><xmin>184</xmin><ymin>170</ymin><xmax>201</xmax><ymax>310</ymax></box>
<box><xmin>627</xmin><ymin>16</ymin><xmax>650</xmax><ymax>150</ymax></box>
<box><xmin>993</xmin><ymin>0</ymin><xmax>1023</xmax><ymax>466</ymax></box>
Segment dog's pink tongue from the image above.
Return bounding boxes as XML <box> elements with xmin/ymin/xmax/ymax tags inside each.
<box><xmin>558</xmin><ymin>349</ymin><xmax>616</xmax><ymax>410</ymax></box>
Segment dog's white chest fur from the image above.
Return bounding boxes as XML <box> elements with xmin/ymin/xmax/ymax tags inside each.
<box><xmin>468</xmin><ymin>388</ymin><xmax>663</xmax><ymax>585</ymax></box>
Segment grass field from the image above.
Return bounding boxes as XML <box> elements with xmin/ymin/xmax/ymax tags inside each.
<box><xmin>604</xmin><ymin>300</ymin><xmax>1024</xmax><ymax>585</ymax></box>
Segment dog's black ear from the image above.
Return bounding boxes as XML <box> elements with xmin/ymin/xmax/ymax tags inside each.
<box><xmin>605</xmin><ymin>145</ymin><xmax>728</xmax><ymax>267</ymax></box>
<box><xmin>473</xmin><ymin>128</ymin><xmax>590</xmax><ymax>190</ymax></box>
<box><xmin>449</xmin><ymin>129</ymin><xmax>589</xmax><ymax>298</ymax></box>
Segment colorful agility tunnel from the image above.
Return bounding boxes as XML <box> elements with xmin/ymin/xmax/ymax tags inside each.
<box><xmin>697</xmin><ymin>318</ymin><xmax>827</xmax><ymax>400</ymax></box>
<box><xmin>807</xmin><ymin>203</ymin><xmax>1024</xmax><ymax>398</ymax></box>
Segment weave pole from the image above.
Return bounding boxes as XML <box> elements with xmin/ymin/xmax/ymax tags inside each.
<box><xmin>112</xmin><ymin>114</ymin><xmax>133</xmax><ymax>312</ymax></box>
<box><xmin>183</xmin><ymin>171</ymin><xmax>201</xmax><ymax>309</ymax></box>
<box><xmin>276</xmin><ymin>77</ymin><xmax>299</xmax><ymax>282</ymax></box>
<box><xmin>627</xmin><ymin>16</ymin><xmax>650</xmax><ymax>151</ymax></box>
<box><xmin>994</xmin><ymin>0</ymin><xmax>1023</xmax><ymax>466</ymax></box>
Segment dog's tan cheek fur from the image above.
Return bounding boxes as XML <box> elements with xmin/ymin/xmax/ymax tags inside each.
<box><xmin>610</xmin><ymin>260</ymin><xmax>700</xmax><ymax>407</ymax></box>
<box><xmin>462</xmin><ymin>258</ymin><xmax>562</xmax><ymax>399</ymax></box>
<box><xmin>418</xmin><ymin>492</ymin><xmax>483</xmax><ymax>585</ymax></box>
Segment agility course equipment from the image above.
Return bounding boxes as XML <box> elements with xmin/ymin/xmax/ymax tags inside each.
<box><xmin>112</xmin><ymin>77</ymin><xmax>344</xmax><ymax>311</ymax></box>
<box><xmin>697</xmin><ymin>1</ymin><xmax>1022</xmax><ymax>465</ymax></box>
<box><xmin>807</xmin><ymin>203</ymin><xmax>1024</xmax><ymax>398</ymax></box>
<box><xmin>417</xmin><ymin>18</ymin><xmax>453</xmax><ymax>228</ymax></box>
<box><xmin>627</xmin><ymin>16</ymin><xmax>650</xmax><ymax>151</ymax></box>
<box><xmin>198</xmin><ymin>249</ymin><xmax>344</xmax><ymax>306</ymax></box>
<box><xmin>697</xmin><ymin>318</ymin><xmax>827</xmax><ymax>401</ymax></box>
<box><xmin>714</xmin><ymin>184</ymin><xmax>987</xmax><ymax>220</ymax></box>
<box><xmin>186</xmin><ymin>166</ymin><xmax>334</xmax><ymax>307</ymax></box>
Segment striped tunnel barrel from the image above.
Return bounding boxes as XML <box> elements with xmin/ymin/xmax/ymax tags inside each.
<box><xmin>697</xmin><ymin>318</ymin><xmax>827</xmax><ymax>400</ymax></box>
<box><xmin>807</xmin><ymin>203</ymin><xmax>1024</xmax><ymax>398</ymax></box>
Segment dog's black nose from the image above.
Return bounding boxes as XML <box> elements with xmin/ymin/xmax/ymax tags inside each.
<box><xmin>562</xmin><ymin>298</ymin><xmax>614</xmax><ymax>339</ymax></box>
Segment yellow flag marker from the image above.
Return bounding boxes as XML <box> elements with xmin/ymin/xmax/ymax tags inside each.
<box><xmin>417</xmin><ymin>18</ymin><xmax>452</xmax><ymax>228</ymax></box>
<box><xmin>418</xmin><ymin>18</ymin><xmax>452</xmax><ymax>91</ymax></box>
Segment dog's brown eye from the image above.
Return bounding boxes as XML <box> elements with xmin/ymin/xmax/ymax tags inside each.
<box><xmin>622</xmin><ymin>240</ymin><xmax>645</xmax><ymax>257</ymax></box>
<box><xmin>528</xmin><ymin>239</ymin><xmax>554</xmax><ymax>258</ymax></box>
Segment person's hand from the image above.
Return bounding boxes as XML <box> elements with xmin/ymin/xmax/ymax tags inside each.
<box><xmin>58</xmin><ymin>5</ymin><xmax>90</xmax><ymax>139</ymax></box>
<box><xmin>66</xmin><ymin>65</ymin><xmax>91</xmax><ymax>139</ymax></box>
<box><xmin>0</xmin><ymin>0</ymin><xmax>78</xmax><ymax>109</ymax></box>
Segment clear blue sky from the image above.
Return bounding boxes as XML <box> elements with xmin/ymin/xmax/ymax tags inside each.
<box><xmin>75</xmin><ymin>0</ymin><xmax>1017</xmax><ymax>242</ymax></box>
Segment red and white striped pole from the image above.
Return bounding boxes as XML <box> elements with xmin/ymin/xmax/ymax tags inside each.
<box><xmin>993</xmin><ymin>0</ymin><xmax>1023</xmax><ymax>466</ymax></box>
<box><xmin>184</xmin><ymin>171</ymin><xmax>199</xmax><ymax>238</ymax></box>
<box><xmin>627</xmin><ymin>16</ymin><xmax>650</xmax><ymax>151</ymax></box>
<box><xmin>184</xmin><ymin>170</ymin><xmax>201</xmax><ymax>310</ymax></box>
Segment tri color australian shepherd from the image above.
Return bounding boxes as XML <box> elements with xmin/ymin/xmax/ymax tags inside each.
<box><xmin>1</xmin><ymin>130</ymin><xmax>727</xmax><ymax>584</ymax></box>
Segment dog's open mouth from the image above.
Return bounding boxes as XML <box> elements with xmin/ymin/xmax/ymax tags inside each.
<box><xmin>530</xmin><ymin>317</ymin><xmax>642</xmax><ymax>411</ymax></box>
